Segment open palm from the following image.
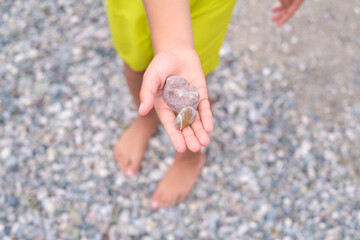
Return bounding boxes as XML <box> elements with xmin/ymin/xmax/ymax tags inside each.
<box><xmin>138</xmin><ymin>48</ymin><xmax>213</xmax><ymax>153</ymax></box>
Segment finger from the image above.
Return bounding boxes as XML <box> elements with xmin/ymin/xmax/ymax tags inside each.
<box><xmin>272</xmin><ymin>5</ymin><xmax>283</xmax><ymax>12</ymax></box>
<box><xmin>174</xmin><ymin>194</ymin><xmax>182</xmax><ymax>206</ymax></box>
<box><xmin>278</xmin><ymin>0</ymin><xmax>304</xmax><ymax>26</ymax></box>
<box><xmin>164</xmin><ymin>117</ymin><xmax>187</xmax><ymax>153</ymax></box>
<box><xmin>139</xmin><ymin>53</ymin><xmax>179</xmax><ymax>116</ymax></box>
<box><xmin>191</xmin><ymin>113</ymin><xmax>210</xmax><ymax>147</ymax></box>
<box><xmin>139</xmin><ymin>66</ymin><xmax>161</xmax><ymax>116</ymax></box>
<box><xmin>272</xmin><ymin>14</ymin><xmax>282</xmax><ymax>22</ymax></box>
<box><xmin>155</xmin><ymin>103</ymin><xmax>187</xmax><ymax>152</ymax></box>
<box><xmin>182</xmin><ymin>126</ymin><xmax>201</xmax><ymax>152</ymax></box>
<box><xmin>277</xmin><ymin>11</ymin><xmax>292</xmax><ymax>27</ymax></box>
<box><xmin>198</xmin><ymin>98</ymin><xmax>213</xmax><ymax>133</ymax></box>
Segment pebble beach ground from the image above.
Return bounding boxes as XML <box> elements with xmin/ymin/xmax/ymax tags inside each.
<box><xmin>1</xmin><ymin>0</ymin><xmax>359</xmax><ymax>239</ymax></box>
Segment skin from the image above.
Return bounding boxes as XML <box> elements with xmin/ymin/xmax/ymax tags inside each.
<box><xmin>115</xmin><ymin>0</ymin><xmax>211</xmax><ymax>210</ymax></box>
<box><xmin>139</xmin><ymin>0</ymin><xmax>213</xmax><ymax>209</ymax></box>
<box><xmin>139</xmin><ymin>49</ymin><xmax>212</xmax><ymax>153</ymax></box>
<box><xmin>115</xmin><ymin>0</ymin><xmax>305</xmax><ymax>209</ymax></box>
<box><xmin>272</xmin><ymin>0</ymin><xmax>305</xmax><ymax>27</ymax></box>
<box><xmin>139</xmin><ymin>0</ymin><xmax>213</xmax><ymax>152</ymax></box>
<box><xmin>139</xmin><ymin>0</ymin><xmax>306</xmax><ymax>148</ymax></box>
<box><xmin>115</xmin><ymin>61</ymin><xmax>208</xmax><ymax>209</ymax></box>
<box><xmin>113</xmin><ymin>64</ymin><xmax>159</xmax><ymax>177</ymax></box>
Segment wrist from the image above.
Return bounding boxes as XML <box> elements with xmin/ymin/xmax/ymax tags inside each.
<box><xmin>155</xmin><ymin>44</ymin><xmax>195</xmax><ymax>56</ymax></box>
<box><xmin>154</xmin><ymin>46</ymin><xmax>198</xmax><ymax>66</ymax></box>
<box><xmin>153</xmin><ymin>39</ymin><xmax>194</xmax><ymax>55</ymax></box>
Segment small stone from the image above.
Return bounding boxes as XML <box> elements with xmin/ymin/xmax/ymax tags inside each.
<box><xmin>233</xmin><ymin>123</ymin><xmax>246</xmax><ymax>136</ymax></box>
<box><xmin>290</xmin><ymin>36</ymin><xmax>299</xmax><ymax>44</ymax></box>
<box><xmin>284</xmin><ymin>217</ymin><xmax>292</xmax><ymax>227</ymax></box>
<box><xmin>6</xmin><ymin>157</ymin><xmax>19</xmax><ymax>172</ymax></box>
<box><xmin>295</xmin><ymin>140</ymin><xmax>312</xmax><ymax>157</ymax></box>
<box><xmin>262</xmin><ymin>67</ymin><xmax>271</xmax><ymax>76</ymax></box>
<box><xmin>219</xmin><ymin>226</ymin><xmax>235</xmax><ymax>237</ymax></box>
<box><xmin>149</xmin><ymin>169</ymin><xmax>164</xmax><ymax>181</ymax></box>
<box><xmin>7</xmin><ymin>195</ymin><xmax>19</xmax><ymax>207</ymax></box>
<box><xmin>208</xmin><ymin>212</ymin><xmax>220</xmax><ymax>230</ymax></box>
<box><xmin>14</xmin><ymin>54</ymin><xmax>25</xmax><ymax>63</ymax></box>
<box><xmin>175</xmin><ymin>106</ymin><xmax>197</xmax><ymax>130</ymax></box>
<box><xmin>42</xmin><ymin>200</ymin><xmax>56</xmax><ymax>216</ymax></box>
<box><xmin>141</xmin><ymin>237</ymin><xmax>153</xmax><ymax>240</ymax></box>
<box><xmin>97</xmin><ymin>168</ymin><xmax>109</xmax><ymax>178</ymax></box>
<box><xmin>248</xmin><ymin>109</ymin><xmax>259</xmax><ymax>123</ymax></box>
<box><xmin>58</xmin><ymin>110</ymin><xmax>72</xmax><ymax>120</ymax></box>
<box><xmin>237</xmin><ymin>224</ymin><xmax>249</xmax><ymax>235</ymax></box>
<box><xmin>69</xmin><ymin>209</ymin><xmax>82</xmax><ymax>225</ymax></box>
<box><xmin>163</xmin><ymin>76</ymin><xmax>200</xmax><ymax>114</ymax></box>
<box><xmin>34</xmin><ymin>82</ymin><xmax>50</xmax><ymax>95</ymax></box>
<box><xmin>325</xmin><ymin>227</ymin><xmax>342</xmax><ymax>240</ymax></box>
<box><xmin>354</xmin><ymin>7</ymin><xmax>360</xmax><ymax>15</ymax></box>
<box><xmin>119</xmin><ymin>210</ymin><xmax>130</xmax><ymax>223</ymax></box>
<box><xmin>219</xmin><ymin>43</ymin><xmax>231</xmax><ymax>57</ymax></box>
<box><xmin>249</xmin><ymin>44</ymin><xmax>258</xmax><ymax>52</ymax></box>
<box><xmin>72</xmin><ymin>47</ymin><xmax>82</xmax><ymax>56</ymax></box>
<box><xmin>46</xmin><ymin>148</ymin><xmax>56</xmax><ymax>162</ymax></box>
<box><xmin>1</xmin><ymin>148</ymin><xmax>11</xmax><ymax>159</ymax></box>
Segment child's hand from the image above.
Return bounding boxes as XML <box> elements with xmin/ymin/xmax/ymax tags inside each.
<box><xmin>138</xmin><ymin>48</ymin><xmax>213</xmax><ymax>153</ymax></box>
<box><xmin>272</xmin><ymin>0</ymin><xmax>304</xmax><ymax>27</ymax></box>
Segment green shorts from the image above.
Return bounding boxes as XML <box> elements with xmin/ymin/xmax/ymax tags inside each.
<box><xmin>106</xmin><ymin>0</ymin><xmax>236</xmax><ymax>75</ymax></box>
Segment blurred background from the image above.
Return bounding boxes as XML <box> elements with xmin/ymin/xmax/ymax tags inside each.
<box><xmin>0</xmin><ymin>0</ymin><xmax>359</xmax><ymax>239</ymax></box>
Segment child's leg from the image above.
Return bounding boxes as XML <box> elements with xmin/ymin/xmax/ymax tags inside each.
<box><xmin>150</xmin><ymin>0</ymin><xmax>237</xmax><ymax>208</ymax></box>
<box><xmin>107</xmin><ymin>0</ymin><xmax>236</xmax><ymax>206</ymax></box>
<box><xmin>113</xmin><ymin>63</ymin><xmax>159</xmax><ymax>177</ymax></box>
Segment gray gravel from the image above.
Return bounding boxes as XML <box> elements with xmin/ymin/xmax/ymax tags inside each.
<box><xmin>1</xmin><ymin>0</ymin><xmax>359</xmax><ymax>239</ymax></box>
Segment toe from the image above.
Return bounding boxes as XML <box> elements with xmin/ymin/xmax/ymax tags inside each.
<box><xmin>151</xmin><ymin>200</ymin><xmax>159</xmax><ymax>210</ymax></box>
<box><xmin>179</xmin><ymin>194</ymin><xmax>187</xmax><ymax>204</ymax></box>
<box><xmin>151</xmin><ymin>190</ymin><xmax>162</xmax><ymax>210</ymax></box>
<box><xmin>176</xmin><ymin>194</ymin><xmax>185</xmax><ymax>205</ymax></box>
<box><xmin>128</xmin><ymin>158</ymin><xmax>142</xmax><ymax>176</ymax></box>
<box><xmin>124</xmin><ymin>159</ymin><xmax>135</xmax><ymax>178</ymax></box>
<box><xmin>160</xmin><ymin>199</ymin><xmax>170</xmax><ymax>208</ymax></box>
<box><xmin>116</xmin><ymin>156</ymin><xmax>141</xmax><ymax>178</ymax></box>
<box><xmin>171</xmin><ymin>194</ymin><xmax>182</xmax><ymax>206</ymax></box>
<box><xmin>113</xmin><ymin>145</ymin><xmax>124</xmax><ymax>168</ymax></box>
<box><xmin>157</xmin><ymin>193</ymin><xmax>169</xmax><ymax>208</ymax></box>
<box><xmin>162</xmin><ymin>194</ymin><xmax>174</xmax><ymax>208</ymax></box>
<box><xmin>125</xmin><ymin>168</ymin><xmax>135</xmax><ymax>178</ymax></box>
<box><xmin>115</xmin><ymin>155</ymin><xmax>125</xmax><ymax>170</ymax></box>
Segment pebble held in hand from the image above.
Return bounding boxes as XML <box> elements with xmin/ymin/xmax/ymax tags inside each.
<box><xmin>163</xmin><ymin>76</ymin><xmax>200</xmax><ymax>130</ymax></box>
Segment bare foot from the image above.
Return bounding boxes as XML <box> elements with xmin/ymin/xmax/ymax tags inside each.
<box><xmin>114</xmin><ymin>114</ymin><xmax>158</xmax><ymax>177</ymax></box>
<box><xmin>151</xmin><ymin>150</ymin><xmax>205</xmax><ymax>209</ymax></box>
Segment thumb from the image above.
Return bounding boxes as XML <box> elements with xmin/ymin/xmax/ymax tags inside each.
<box><xmin>138</xmin><ymin>52</ymin><xmax>179</xmax><ymax>116</ymax></box>
<box><xmin>138</xmin><ymin>67</ymin><xmax>161</xmax><ymax>116</ymax></box>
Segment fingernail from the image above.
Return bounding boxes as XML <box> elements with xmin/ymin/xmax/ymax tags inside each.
<box><xmin>151</xmin><ymin>201</ymin><xmax>158</xmax><ymax>209</ymax></box>
<box><xmin>139</xmin><ymin>102</ymin><xmax>144</xmax><ymax>112</ymax></box>
<box><xmin>126</xmin><ymin>169</ymin><xmax>134</xmax><ymax>177</ymax></box>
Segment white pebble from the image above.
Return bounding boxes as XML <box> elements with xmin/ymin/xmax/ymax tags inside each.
<box><xmin>1</xmin><ymin>148</ymin><xmax>11</xmax><ymax>159</ymax></box>
<box><xmin>262</xmin><ymin>67</ymin><xmax>272</xmax><ymax>76</ymax></box>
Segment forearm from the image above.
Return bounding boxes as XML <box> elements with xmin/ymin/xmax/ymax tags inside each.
<box><xmin>142</xmin><ymin>0</ymin><xmax>194</xmax><ymax>54</ymax></box>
